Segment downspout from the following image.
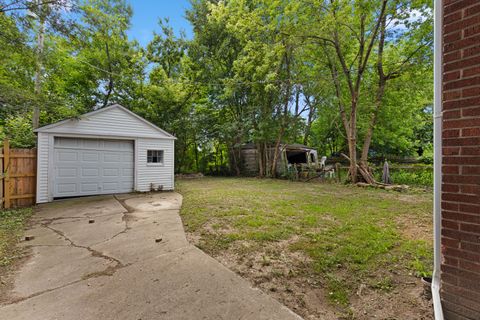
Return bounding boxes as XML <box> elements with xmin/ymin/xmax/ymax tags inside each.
<box><xmin>432</xmin><ymin>0</ymin><xmax>444</xmax><ymax>319</ymax></box>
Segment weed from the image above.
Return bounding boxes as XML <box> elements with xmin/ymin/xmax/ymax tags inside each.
<box><xmin>371</xmin><ymin>276</ymin><xmax>395</xmax><ymax>292</ymax></box>
<box><xmin>0</xmin><ymin>208</ymin><xmax>33</xmax><ymax>268</ymax></box>
<box><xmin>177</xmin><ymin>177</ymin><xmax>433</xmax><ymax>311</ymax></box>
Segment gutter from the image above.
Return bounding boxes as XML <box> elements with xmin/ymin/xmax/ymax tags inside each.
<box><xmin>432</xmin><ymin>0</ymin><xmax>444</xmax><ymax>319</ymax></box>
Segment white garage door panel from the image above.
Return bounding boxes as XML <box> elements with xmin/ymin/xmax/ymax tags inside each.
<box><xmin>54</xmin><ymin>138</ymin><xmax>134</xmax><ymax>197</ymax></box>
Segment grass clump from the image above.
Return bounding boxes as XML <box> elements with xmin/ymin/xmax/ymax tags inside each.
<box><xmin>177</xmin><ymin>177</ymin><xmax>433</xmax><ymax>310</ymax></box>
<box><xmin>0</xmin><ymin>207</ymin><xmax>33</xmax><ymax>267</ymax></box>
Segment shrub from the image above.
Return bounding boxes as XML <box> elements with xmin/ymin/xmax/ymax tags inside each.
<box><xmin>390</xmin><ymin>169</ymin><xmax>433</xmax><ymax>187</ymax></box>
<box><xmin>1</xmin><ymin>114</ymin><xmax>36</xmax><ymax>148</ymax></box>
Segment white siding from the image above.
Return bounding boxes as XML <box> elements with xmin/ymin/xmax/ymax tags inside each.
<box><xmin>136</xmin><ymin>138</ymin><xmax>174</xmax><ymax>191</ymax></box>
<box><xmin>36</xmin><ymin>105</ymin><xmax>175</xmax><ymax>203</ymax></box>
<box><xmin>36</xmin><ymin>132</ymin><xmax>50</xmax><ymax>203</ymax></box>
<box><xmin>39</xmin><ymin>107</ymin><xmax>172</xmax><ymax>139</ymax></box>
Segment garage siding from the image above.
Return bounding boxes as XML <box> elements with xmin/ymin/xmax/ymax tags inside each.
<box><xmin>36</xmin><ymin>132</ymin><xmax>50</xmax><ymax>203</ymax></box>
<box><xmin>39</xmin><ymin>106</ymin><xmax>168</xmax><ymax>139</ymax></box>
<box><xmin>35</xmin><ymin>105</ymin><xmax>175</xmax><ymax>203</ymax></box>
<box><xmin>136</xmin><ymin>138</ymin><xmax>174</xmax><ymax>191</ymax></box>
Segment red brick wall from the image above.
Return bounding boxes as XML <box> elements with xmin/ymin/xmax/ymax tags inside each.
<box><xmin>442</xmin><ymin>1</ymin><xmax>480</xmax><ymax>319</ymax></box>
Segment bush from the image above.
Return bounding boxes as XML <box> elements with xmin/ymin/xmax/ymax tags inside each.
<box><xmin>419</xmin><ymin>144</ymin><xmax>433</xmax><ymax>164</ymax></box>
<box><xmin>1</xmin><ymin>114</ymin><xmax>36</xmax><ymax>148</ymax></box>
<box><xmin>390</xmin><ymin>169</ymin><xmax>433</xmax><ymax>187</ymax></box>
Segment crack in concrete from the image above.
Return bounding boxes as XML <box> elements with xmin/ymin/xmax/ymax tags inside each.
<box><xmin>41</xmin><ymin>223</ymin><xmax>124</xmax><ymax>268</ymax></box>
<box><xmin>25</xmin><ymin>244</ymin><xmax>69</xmax><ymax>248</ymax></box>
<box><xmin>89</xmin><ymin>195</ymin><xmax>137</xmax><ymax>244</ymax></box>
<box><xmin>4</xmin><ymin>195</ymin><xmax>186</xmax><ymax>308</ymax></box>
<box><xmin>34</xmin><ymin>196</ymin><xmax>137</xmax><ymax>257</ymax></box>
<box><xmin>113</xmin><ymin>195</ymin><xmax>136</xmax><ymax>213</ymax></box>
<box><xmin>5</xmin><ymin>278</ymin><xmax>86</xmax><ymax>305</ymax></box>
<box><xmin>6</xmin><ymin>218</ymin><xmax>130</xmax><ymax>306</ymax></box>
<box><xmin>35</xmin><ymin>212</ymin><xmax>124</xmax><ymax>226</ymax></box>
<box><xmin>4</xmin><ymin>245</ymin><xmax>193</xmax><ymax>307</ymax></box>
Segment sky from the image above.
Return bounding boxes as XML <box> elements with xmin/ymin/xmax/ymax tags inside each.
<box><xmin>127</xmin><ymin>0</ymin><xmax>193</xmax><ymax>47</ymax></box>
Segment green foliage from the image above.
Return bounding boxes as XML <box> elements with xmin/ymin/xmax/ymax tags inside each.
<box><xmin>1</xmin><ymin>114</ymin><xmax>36</xmax><ymax>148</ymax></box>
<box><xmin>370</xmin><ymin>276</ymin><xmax>395</xmax><ymax>292</ymax></box>
<box><xmin>401</xmin><ymin>239</ymin><xmax>433</xmax><ymax>278</ymax></box>
<box><xmin>326</xmin><ymin>274</ymin><xmax>350</xmax><ymax>306</ymax></box>
<box><xmin>0</xmin><ymin>207</ymin><xmax>33</xmax><ymax>267</ymax></box>
<box><xmin>1</xmin><ymin>0</ymin><xmax>433</xmax><ymax>175</ymax></box>
<box><xmin>390</xmin><ymin>168</ymin><xmax>433</xmax><ymax>187</ymax></box>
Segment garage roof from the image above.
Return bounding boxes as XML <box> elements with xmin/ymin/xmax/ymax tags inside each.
<box><xmin>34</xmin><ymin>104</ymin><xmax>176</xmax><ymax>139</ymax></box>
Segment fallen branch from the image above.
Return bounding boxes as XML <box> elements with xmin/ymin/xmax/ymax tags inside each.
<box><xmin>356</xmin><ymin>182</ymin><xmax>409</xmax><ymax>192</ymax></box>
<box><xmin>340</xmin><ymin>153</ymin><xmax>377</xmax><ymax>184</ymax></box>
<box><xmin>340</xmin><ymin>153</ymin><xmax>409</xmax><ymax>191</ymax></box>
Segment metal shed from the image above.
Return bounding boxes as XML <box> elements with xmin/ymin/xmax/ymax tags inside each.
<box><xmin>34</xmin><ymin>104</ymin><xmax>175</xmax><ymax>203</ymax></box>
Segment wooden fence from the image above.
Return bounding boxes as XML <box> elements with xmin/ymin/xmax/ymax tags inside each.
<box><xmin>1</xmin><ymin>140</ymin><xmax>37</xmax><ymax>209</ymax></box>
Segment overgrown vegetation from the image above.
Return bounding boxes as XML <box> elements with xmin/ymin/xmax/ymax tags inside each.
<box><xmin>0</xmin><ymin>208</ymin><xmax>32</xmax><ymax>268</ymax></box>
<box><xmin>178</xmin><ymin>178</ymin><xmax>433</xmax><ymax>317</ymax></box>
<box><xmin>1</xmin><ymin>0</ymin><xmax>433</xmax><ymax>177</ymax></box>
<box><xmin>390</xmin><ymin>168</ymin><xmax>433</xmax><ymax>187</ymax></box>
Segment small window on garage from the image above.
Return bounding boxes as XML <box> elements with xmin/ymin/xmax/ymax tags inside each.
<box><xmin>147</xmin><ymin>150</ymin><xmax>164</xmax><ymax>164</ymax></box>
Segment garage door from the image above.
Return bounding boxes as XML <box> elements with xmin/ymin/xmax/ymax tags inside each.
<box><xmin>53</xmin><ymin>137</ymin><xmax>134</xmax><ymax>198</ymax></box>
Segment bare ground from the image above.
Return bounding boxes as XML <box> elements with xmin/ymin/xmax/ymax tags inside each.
<box><xmin>186</xmin><ymin>231</ymin><xmax>433</xmax><ymax>320</ymax></box>
<box><xmin>180</xmin><ymin>178</ymin><xmax>434</xmax><ymax>320</ymax></box>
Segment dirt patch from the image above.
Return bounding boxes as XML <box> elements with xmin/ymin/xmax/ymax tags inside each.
<box><xmin>178</xmin><ymin>178</ymin><xmax>434</xmax><ymax>319</ymax></box>
<box><xmin>0</xmin><ymin>246</ymin><xmax>32</xmax><ymax>305</ymax></box>
<box><xmin>193</xmin><ymin>233</ymin><xmax>434</xmax><ymax>319</ymax></box>
<box><xmin>396</xmin><ymin>214</ymin><xmax>432</xmax><ymax>243</ymax></box>
<box><xmin>208</xmin><ymin>237</ymin><xmax>339</xmax><ymax>319</ymax></box>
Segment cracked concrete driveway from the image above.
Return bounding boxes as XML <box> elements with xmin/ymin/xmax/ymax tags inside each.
<box><xmin>0</xmin><ymin>193</ymin><xmax>302</xmax><ymax>320</ymax></box>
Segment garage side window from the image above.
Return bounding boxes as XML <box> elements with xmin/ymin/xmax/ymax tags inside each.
<box><xmin>147</xmin><ymin>150</ymin><xmax>164</xmax><ymax>164</ymax></box>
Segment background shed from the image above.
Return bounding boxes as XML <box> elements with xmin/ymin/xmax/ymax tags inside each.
<box><xmin>240</xmin><ymin>143</ymin><xmax>319</xmax><ymax>176</ymax></box>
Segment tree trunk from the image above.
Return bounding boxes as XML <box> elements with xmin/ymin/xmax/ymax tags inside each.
<box><xmin>303</xmin><ymin>96</ymin><xmax>315</xmax><ymax>145</ymax></box>
<box><xmin>347</xmin><ymin>90</ymin><xmax>358</xmax><ymax>183</ymax></box>
<box><xmin>229</xmin><ymin>145</ymin><xmax>241</xmax><ymax>176</ymax></box>
<box><xmin>348</xmin><ymin>132</ymin><xmax>358</xmax><ymax>183</ymax></box>
<box><xmin>194</xmin><ymin>140</ymin><xmax>199</xmax><ymax>171</ymax></box>
<box><xmin>360</xmin><ymin>83</ymin><xmax>385</xmax><ymax>166</ymax></box>
<box><xmin>32</xmin><ymin>0</ymin><xmax>45</xmax><ymax>129</ymax></box>
<box><xmin>360</xmin><ymin>15</ymin><xmax>387</xmax><ymax>168</ymax></box>
<box><xmin>271</xmin><ymin>127</ymin><xmax>285</xmax><ymax>177</ymax></box>
<box><xmin>264</xmin><ymin>142</ymin><xmax>270</xmax><ymax>176</ymax></box>
<box><xmin>257</xmin><ymin>142</ymin><xmax>264</xmax><ymax>177</ymax></box>
<box><xmin>270</xmin><ymin>44</ymin><xmax>291</xmax><ymax>178</ymax></box>
<box><xmin>102</xmin><ymin>42</ymin><xmax>114</xmax><ymax>108</ymax></box>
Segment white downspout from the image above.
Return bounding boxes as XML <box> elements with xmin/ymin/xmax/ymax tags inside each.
<box><xmin>432</xmin><ymin>0</ymin><xmax>444</xmax><ymax>319</ymax></box>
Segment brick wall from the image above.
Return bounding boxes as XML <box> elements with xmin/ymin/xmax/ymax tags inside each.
<box><xmin>442</xmin><ymin>1</ymin><xmax>480</xmax><ymax>319</ymax></box>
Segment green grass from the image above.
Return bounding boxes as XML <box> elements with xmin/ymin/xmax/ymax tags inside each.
<box><xmin>177</xmin><ymin>177</ymin><xmax>433</xmax><ymax>309</ymax></box>
<box><xmin>0</xmin><ymin>208</ymin><xmax>33</xmax><ymax>267</ymax></box>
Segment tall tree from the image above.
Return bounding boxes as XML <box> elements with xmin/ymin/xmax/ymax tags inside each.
<box><xmin>300</xmin><ymin>0</ymin><xmax>432</xmax><ymax>183</ymax></box>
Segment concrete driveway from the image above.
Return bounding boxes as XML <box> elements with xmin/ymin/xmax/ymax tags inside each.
<box><xmin>0</xmin><ymin>193</ymin><xmax>301</xmax><ymax>320</ymax></box>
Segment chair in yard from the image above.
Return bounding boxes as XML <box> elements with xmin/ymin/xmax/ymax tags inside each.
<box><xmin>319</xmin><ymin>156</ymin><xmax>327</xmax><ymax>170</ymax></box>
<box><xmin>306</xmin><ymin>156</ymin><xmax>335</xmax><ymax>181</ymax></box>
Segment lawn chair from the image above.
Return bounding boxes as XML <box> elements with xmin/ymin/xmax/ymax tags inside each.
<box><xmin>319</xmin><ymin>156</ymin><xmax>327</xmax><ymax>170</ymax></box>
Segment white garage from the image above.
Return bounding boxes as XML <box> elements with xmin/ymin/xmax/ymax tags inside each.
<box><xmin>35</xmin><ymin>104</ymin><xmax>176</xmax><ymax>203</ymax></box>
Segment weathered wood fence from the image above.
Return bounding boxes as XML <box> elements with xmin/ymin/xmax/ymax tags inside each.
<box><xmin>0</xmin><ymin>140</ymin><xmax>37</xmax><ymax>209</ymax></box>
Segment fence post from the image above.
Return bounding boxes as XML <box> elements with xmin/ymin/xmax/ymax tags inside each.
<box><xmin>4</xmin><ymin>139</ymin><xmax>10</xmax><ymax>209</ymax></box>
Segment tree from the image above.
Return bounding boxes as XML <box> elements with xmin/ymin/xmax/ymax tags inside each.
<box><xmin>300</xmin><ymin>0</ymin><xmax>432</xmax><ymax>183</ymax></box>
<box><xmin>0</xmin><ymin>0</ymin><xmax>434</xmax><ymax>176</ymax></box>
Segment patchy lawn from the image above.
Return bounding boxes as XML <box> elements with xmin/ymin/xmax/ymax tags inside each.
<box><xmin>0</xmin><ymin>207</ymin><xmax>32</xmax><ymax>298</ymax></box>
<box><xmin>177</xmin><ymin>177</ymin><xmax>433</xmax><ymax>320</ymax></box>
